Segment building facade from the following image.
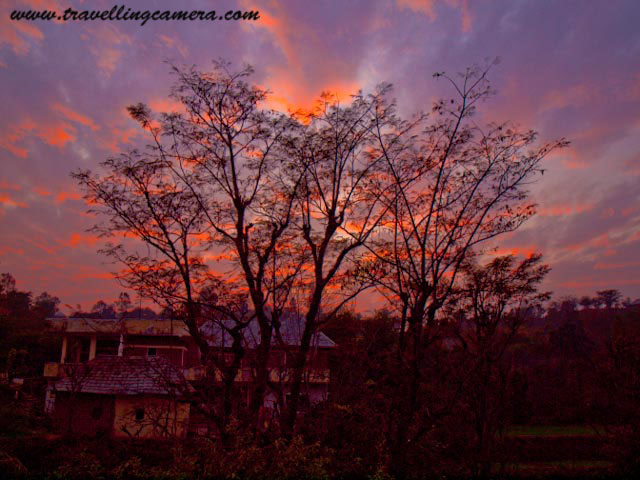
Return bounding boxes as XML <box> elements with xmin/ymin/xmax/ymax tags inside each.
<box><xmin>44</xmin><ymin>315</ymin><xmax>335</xmax><ymax>437</ymax></box>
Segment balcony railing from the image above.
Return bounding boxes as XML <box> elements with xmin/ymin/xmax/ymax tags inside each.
<box><xmin>183</xmin><ymin>366</ymin><xmax>330</xmax><ymax>384</ymax></box>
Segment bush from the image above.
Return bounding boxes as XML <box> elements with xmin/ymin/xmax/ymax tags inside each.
<box><xmin>52</xmin><ymin>447</ymin><xmax>104</xmax><ymax>480</ymax></box>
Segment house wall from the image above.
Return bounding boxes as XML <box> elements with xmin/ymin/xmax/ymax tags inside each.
<box><xmin>263</xmin><ymin>382</ymin><xmax>328</xmax><ymax>409</ymax></box>
<box><xmin>51</xmin><ymin>393</ymin><xmax>115</xmax><ymax>435</ymax></box>
<box><xmin>113</xmin><ymin>396</ymin><xmax>190</xmax><ymax>439</ymax></box>
<box><xmin>123</xmin><ymin>346</ymin><xmax>184</xmax><ymax>366</ymax></box>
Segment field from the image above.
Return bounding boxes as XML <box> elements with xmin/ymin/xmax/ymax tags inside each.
<box><xmin>500</xmin><ymin>425</ymin><xmax>616</xmax><ymax>477</ymax></box>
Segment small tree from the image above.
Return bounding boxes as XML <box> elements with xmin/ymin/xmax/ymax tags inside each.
<box><xmin>597</xmin><ymin>289</ymin><xmax>622</xmax><ymax>309</ymax></box>
<box><xmin>451</xmin><ymin>254</ymin><xmax>550</xmax><ymax>477</ymax></box>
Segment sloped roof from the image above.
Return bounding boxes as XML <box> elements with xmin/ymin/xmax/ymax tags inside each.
<box><xmin>46</xmin><ymin>313</ymin><xmax>336</xmax><ymax>348</ymax></box>
<box><xmin>45</xmin><ymin>317</ymin><xmax>190</xmax><ymax>336</ymax></box>
<box><xmin>201</xmin><ymin>313</ymin><xmax>336</xmax><ymax>349</ymax></box>
<box><xmin>54</xmin><ymin>356</ymin><xmax>193</xmax><ymax>396</ymax></box>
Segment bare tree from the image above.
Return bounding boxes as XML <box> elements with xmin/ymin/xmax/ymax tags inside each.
<box><xmin>154</xmin><ymin>61</ymin><xmax>308</xmax><ymax>431</ymax></box>
<box><xmin>356</xmin><ymin>64</ymin><xmax>568</xmax><ymax>477</ymax></box>
<box><xmin>72</xmin><ymin>60</ymin><xmax>305</xmax><ymax>437</ymax></box>
<box><xmin>282</xmin><ymin>87</ymin><xmax>412</xmax><ymax>436</ymax></box>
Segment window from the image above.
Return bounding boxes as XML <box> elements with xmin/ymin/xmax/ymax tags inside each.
<box><xmin>147</xmin><ymin>347</ymin><xmax>157</xmax><ymax>357</ymax></box>
<box><xmin>135</xmin><ymin>408</ymin><xmax>144</xmax><ymax>421</ymax></box>
<box><xmin>69</xmin><ymin>337</ymin><xmax>91</xmax><ymax>362</ymax></box>
<box><xmin>91</xmin><ymin>405</ymin><xmax>102</xmax><ymax>420</ymax></box>
<box><xmin>96</xmin><ymin>339</ymin><xmax>119</xmax><ymax>357</ymax></box>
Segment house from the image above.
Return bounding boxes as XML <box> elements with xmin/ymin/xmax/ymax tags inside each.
<box><xmin>200</xmin><ymin>315</ymin><xmax>335</xmax><ymax>411</ymax></box>
<box><xmin>51</xmin><ymin>355</ymin><xmax>191</xmax><ymax>438</ymax></box>
<box><xmin>43</xmin><ymin>314</ymin><xmax>336</xmax><ymax>436</ymax></box>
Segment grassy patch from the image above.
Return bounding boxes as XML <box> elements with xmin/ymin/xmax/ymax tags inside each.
<box><xmin>506</xmin><ymin>425</ymin><xmax>603</xmax><ymax>437</ymax></box>
<box><xmin>501</xmin><ymin>460</ymin><xmax>615</xmax><ymax>477</ymax></box>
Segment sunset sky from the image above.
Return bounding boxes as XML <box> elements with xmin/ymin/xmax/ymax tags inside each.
<box><xmin>1</xmin><ymin>0</ymin><xmax>639</xmax><ymax>311</ymax></box>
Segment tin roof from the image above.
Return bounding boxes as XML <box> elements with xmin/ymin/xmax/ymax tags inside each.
<box><xmin>47</xmin><ymin>313</ymin><xmax>336</xmax><ymax>348</ymax></box>
<box><xmin>201</xmin><ymin>314</ymin><xmax>336</xmax><ymax>349</ymax></box>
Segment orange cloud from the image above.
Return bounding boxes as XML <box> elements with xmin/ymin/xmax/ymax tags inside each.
<box><xmin>243</xmin><ymin>1</ymin><xmax>361</xmax><ymax>114</ymax></box>
<box><xmin>0</xmin><ymin>0</ymin><xmax>66</xmax><ymax>54</ymax></box>
<box><xmin>0</xmin><ymin>194</ymin><xmax>27</xmax><ymax>208</ymax></box>
<box><xmin>397</xmin><ymin>0</ymin><xmax>437</xmax><ymax>18</ymax></box>
<box><xmin>65</xmin><ymin>232</ymin><xmax>101</xmax><ymax>247</ymax></box>
<box><xmin>0</xmin><ymin>181</ymin><xmax>21</xmax><ymax>191</ymax></box>
<box><xmin>23</xmin><ymin>238</ymin><xmax>59</xmax><ymax>255</ymax></box>
<box><xmin>564</xmin><ymin>243</ymin><xmax>583</xmax><ymax>253</ymax></box>
<box><xmin>600</xmin><ymin>207</ymin><xmax>616</xmax><ymax>218</ymax></box>
<box><xmin>0</xmin><ymin>8</ymin><xmax>44</xmax><ymax>55</ymax></box>
<box><xmin>52</xmin><ymin>103</ymin><xmax>100</xmax><ymax>131</ymax></box>
<box><xmin>0</xmin><ymin>116</ymin><xmax>79</xmax><ymax>154</ymax></box>
<box><xmin>0</xmin><ymin>118</ymin><xmax>36</xmax><ymax>158</ymax></box>
<box><xmin>85</xmin><ymin>24</ymin><xmax>132</xmax><ymax>75</ymax></box>
<box><xmin>595</xmin><ymin>260</ymin><xmax>640</xmax><ymax>270</ymax></box>
<box><xmin>538</xmin><ymin>202</ymin><xmax>593</xmax><ymax>217</ymax></box>
<box><xmin>559</xmin><ymin>279</ymin><xmax>640</xmax><ymax>289</ymax></box>
<box><xmin>249</xmin><ymin>7</ymin><xmax>299</xmax><ymax>67</ymax></box>
<box><xmin>0</xmin><ymin>246</ymin><xmax>25</xmax><ymax>256</ymax></box>
<box><xmin>148</xmin><ymin>97</ymin><xmax>185</xmax><ymax>114</ymax></box>
<box><xmin>564</xmin><ymin>233</ymin><xmax>610</xmax><ymax>254</ymax></box>
<box><xmin>545</xmin><ymin>146</ymin><xmax>587</xmax><ymax>169</ymax></box>
<box><xmin>71</xmin><ymin>271</ymin><xmax>115</xmax><ymax>281</ymax></box>
<box><xmin>156</xmin><ymin>33</ymin><xmax>188</xmax><ymax>58</ymax></box>
<box><xmin>396</xmin><ymin>0</ymin><xmax>472</xmax><ymax>32</ymax></box>
<box><xmin>591</xmin><ymin>233</ymin><xmax>611</xmax><ymax>248</ymax></box>
<box><xmin>491</xmin><ymin>245</ymin><xmax>538</xmax><ymax>257</ymax></box>
<box><xmin>37</xmin><ymin>123</ymin><xmax>76</xmax><ymax>147</ymax></box>
<box><xmin>263</xmin><ymin>72</ymin><xmax>360</xmax><ymax>115</ymax></box>
<box><xmin>97</xmin><ymin>125</ymin><xmax>139</xmax><ymax>153</ymax></box>
<box><xmin>55</xmin><ymin>191</ymin><xmax>83</xmax><ymax>204</ymax></box>
<box><xmin>34</xmin><ymin>186</ymin><xmax>52</xmax><ymax>196</ymax></box>
<box><xmin>541</xmin><ymin>83</ymin><xmax>591</xmax><ymax>112</ymax></box>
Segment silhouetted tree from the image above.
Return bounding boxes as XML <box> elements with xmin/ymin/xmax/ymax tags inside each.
<box><xmin>452</xmin><ymin>254</ymin><xmax>550</xmax><ymax>477</ymax></box>
<box><xmin>354</xmin><ymin>64</ymin><xmax>567</xmax><ymax>478</ymax></box>
<box><xmin>90</xmin><ymin>300</ymin><xmax>116</xmax><ymax>319</ymax></box>
<box><xmin>114</xmin><ymin>292</ymin><xmax>132</xmax><ymax>316</ymax></box>
<box><xmin>0</xmin><ymin>273</ymin><xmax>60</xmax><ymax>377</ymax></box>
<box><xmin>282</xmin><ymin>85</ymin><xmax>407</xmax><ymax>437</ymax></box>
<box><xmin>597</xmin><ymin>289</ymin><xmax>622</xmax><ymax>309</ymax></box>
<box><xmin>0</xmin><ymin>272</ymin><xmax>16</xmax><ymax>294</ymax></box>
<box><xmin>579</xmin><ymin>295</ymin><xmax>594</xmax><ymax>309</ymax></box>
<box><xmin>73</xmin><ymin>61</ymin><xmax>305</xmax><ymax>437</ymax></box>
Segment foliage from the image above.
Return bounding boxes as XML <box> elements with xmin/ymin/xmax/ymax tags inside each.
<box><xmin>0</xmin><ymin>273</ymin><xmax>60</xmax><ymax>378</ymax></box>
